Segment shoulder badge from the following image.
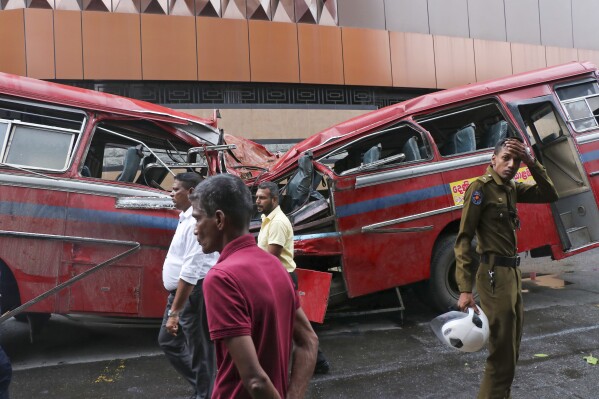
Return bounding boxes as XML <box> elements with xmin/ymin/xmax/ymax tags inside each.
<box><xmin>471</xmin><ymin>190</ymin><xmax>483</xmax><ymax>205</ymax></box>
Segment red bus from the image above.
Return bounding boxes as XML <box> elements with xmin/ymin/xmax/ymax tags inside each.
<box><xmin>251</xmin><ymin>61</ymin><xmax>599</xmax><ymax>317</ymax></box>
<box><xmin>2</xmin><ymin>62</ymin><xmax>599</xmax><ymax>327</ymax></box>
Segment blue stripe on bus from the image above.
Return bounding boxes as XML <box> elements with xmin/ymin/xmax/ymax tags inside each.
<box><xmin>580</xmin><ymin>150</ymin><xmax>599</xmax><ymax>163</ymax></box>
<box><xmin>0</xmin><ymin>202</ymin><xmax>178</xmax><ymax>231</ymax></box>
<box><xmin>0</xmin><ymin>202</ymin><xmax>67</xmax><ymax>220</ymax></box>
<box><xmin>335</xmin><ymin>184</ymin><xmax>450</xmax><ymax>218</ymax></box>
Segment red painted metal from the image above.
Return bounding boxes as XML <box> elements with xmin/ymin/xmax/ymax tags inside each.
<box><xmin>294</xmin><ymin>236</ymin><xmax>342</xmax><ymax>257</ymax></box>
<box><xmin>331</xmin><ymin>160</ymin><xmax>451</xmax><ymax>297</ymax></box>
<box><xmin>0</xmin><ymin>72</ymin><xmax>216</xmax><ymax>127</ymax></box>
<box><xmin>295</xmin><ymin>268</ymin><xmax>332</xmax><ymax>324</ymax></box>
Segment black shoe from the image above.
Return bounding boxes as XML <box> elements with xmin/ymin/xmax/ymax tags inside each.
<box><xmin>314</xmin><ymin>359</ymin><xmax>330</xmax><ymax>375</ymax></box>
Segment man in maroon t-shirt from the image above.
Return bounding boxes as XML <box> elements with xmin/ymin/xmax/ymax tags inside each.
<box><xmin>189</xmin><ymin>174</ymin><xmax>318</xmax><ymax>399</ymax></box>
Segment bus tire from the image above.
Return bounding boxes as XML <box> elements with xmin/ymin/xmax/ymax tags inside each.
<box><xmin>0</xmin><ymin>261</ymin><xmax>20</xmax><ymax>315</ymax></box>
<box><xmin>426</xmin><ymin>234</ymin><xmax>479</xmax><ymax>312</ymax></box>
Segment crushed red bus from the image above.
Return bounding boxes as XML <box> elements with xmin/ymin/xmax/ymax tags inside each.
<box><xmin>2</xmin><ymin>62</ymin><xmax>599</xmax><ymax>328</ymax></box>
<box><xmin>0</xmin><ymin>72</ymin><xmax>273</xmax><ymax>328</ymax></box>
<box><xmin>248</xmin><ymin>61</ymin><xmax>599</xmax><ymax>318</ymax></box>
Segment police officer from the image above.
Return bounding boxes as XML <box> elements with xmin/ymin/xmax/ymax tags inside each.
<box><xmin>455</xmin><ymin>137</ymin><xmax>558</xmax><ymax>399</ymax></box>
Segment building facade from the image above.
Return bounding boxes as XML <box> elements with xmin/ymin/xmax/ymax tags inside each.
<box><xmin>1</xmin><ymin>0</ymin><xmax>599</xmax><ymax>147</ymax></box>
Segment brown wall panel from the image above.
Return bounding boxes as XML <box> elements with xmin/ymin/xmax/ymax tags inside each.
<box><xmin>390</xmin><ymin>31</ymin><xmax>435</xmax><ymax>89</ymax></box>
<box><xmin>24</xmin><ymin>9</ymin><xmax>55</xmax><ymax>79</ymax></box>
<box><xmin>197</xmin><ymin>17</ymin><xmax>250</xmax><ymax>82</ymax></box>
<box><xmin>342</xmin><ymin>27</ymin><xmax>392</xmax><ymax>87</ymax></box>
<box><xmin>298</xmin><ymin>24</ymin><xmax>343</xmax><ymax>85</ymax></box>
<box><xmin>511</xmin><ymin>43</ymin><xmax>546</xmax><ymax>74</ymax></box>
<box><xmin>54</xmin><ymin>10</ymin><xmax>83</xmax><ymax>79</ymax></box>
<box><xmin>0</xmin><ymin>10</ymin><xmax>26</xmax><ymax>76</ymax></box>
<box><xmin>546</xmin><ymin>46</ymin><xmax>578</xmax><ymax>67</ymax></box>
<box><xmin>141</xmin><ymin>15</ymin><xmax>197</xmax><ymax>80</ymax></box>
<box><xmin>473</xmin><ymin>39</ymin><xmax>512</xmax><ymax>82</ymax></box>
<box><xmin>578</xmin><ymin>49</ymin><xmax>599</xmax><ymax>68</ymax></box>
<box><xmin>249</xmin><ymin>20</ymin><xmax>299</xmax><ymax>83</ymax></box>
<box><xmin>82</xmin><ymin>12</ymin><xmax>142</xmax><ymax>80</ymax></box>
<box><xmin>433</xmin><ymin>35</ymin><xmax>476</xmax><ymax>89</ymax></box>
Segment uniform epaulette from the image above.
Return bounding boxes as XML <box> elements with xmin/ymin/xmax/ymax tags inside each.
<box><xmin>477</xmin><ymin>174</ymin><xmax>494</xmax><ymax>184</ymax></box>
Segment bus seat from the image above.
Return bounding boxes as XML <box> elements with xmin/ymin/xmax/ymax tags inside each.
<box><xmin>287</xmin><ymin>152</ymin><xmax>315</xmax><ymax>210</ymax></box>
<box><xmin>363</xmin><ymin>144</ymin><xmax>381</xmax><ymax>164</ymax></box>
<box><xmin>136</xmin><ymin>154</ymin><xmax>168</xmax><ymax>187</ymax></box>
<box><xmin>484</xmin><ymin>120</ymin><xmax>508</xmax><ymax>148</ymax></box>
<box><xmin>445</xmin><ymin>124</ymin><xmax>476</xmax><ymax>155</ymax></box>
<box><xmin>402</xmin><ymin>136</ymin><xmax>421</xmax><ymax>161</ymax></box>
<box><xmin>117</xmin><ymin>145</ymin><xmax>143</xmax><ymax>182</ymax></box>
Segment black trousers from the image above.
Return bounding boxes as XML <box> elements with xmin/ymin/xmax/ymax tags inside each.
<box><xmin>158</xmin><ymin>280</ymin><xmax>215</xmax><ymax>399</ymax></box>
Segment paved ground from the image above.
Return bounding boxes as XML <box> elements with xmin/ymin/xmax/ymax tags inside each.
<box><xmin>3</xmin><ymin>249</ymin><xmax>599</xmax><ymax>398</ymax></box>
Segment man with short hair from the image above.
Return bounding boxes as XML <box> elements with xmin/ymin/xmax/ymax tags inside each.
<box><xmin>255</xmin><ymin>180</ymin><xmax>331</xmax><ymax>375</ymax></box>
<box><xmin>190</xmin><ymin>174</ymin><xmax>318</xmax><ymax>399</ymax></box>
<box><xmin>456</xmin><ymin>137</ymin><xmax>558</xmax><ymax>398</ymax></box>
<box><xmin>158</xmin><ymin>172</ymin><xmax>218</xmax><ymax>399</ymax></box>
<box><xmin>255</xmin><ymin>181</ymin><xmax>297</xmax><ymax>278</ymax></box>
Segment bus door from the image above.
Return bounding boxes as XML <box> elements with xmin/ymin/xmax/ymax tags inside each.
<box><xmin>508</xmin><ymin>95</ymin><xmax>599</xmax><ymax>253</ymax></box>
<box><xmin>318</xmin><ymin>122</ymin><xmax>450</xmax><ymax>298</ymax></box>
<box><xmin>554</xmin><ymin>80</ymin><xmax>599</xmax><ymax>204</ymax></box>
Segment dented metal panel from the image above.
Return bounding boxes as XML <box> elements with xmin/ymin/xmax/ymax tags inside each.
<box><xmin>295</xmin><ymin>268</ymin><xmax>332</xmax><ymax>324</ymax></box>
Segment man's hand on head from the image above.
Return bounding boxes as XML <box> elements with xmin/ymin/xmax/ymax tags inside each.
<box><xmin>503</xmin><ymin>138</ymin><xmax>535</xmax><ymax>167</ymax></box>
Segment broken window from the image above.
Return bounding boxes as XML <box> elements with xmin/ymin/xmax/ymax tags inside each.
<box><xmin>527</xmin><ymin>103</ymin><xmax>564</xmax><ymax>143</ymax></box>
<box><xmin>416</xmin><ymin>101</ymin><xmax>513</xmax><ymax>156</ymax></box>
<box><xmin>82</xmin><ymin>120</ymin><xmax>201</xmax><ymax>190</ymax></box>
<box><xmin>319</xmin><ymin>123</ymin><xmax>429</xmax><ymax>176</ymax></box>
<box><xmin>0</xmin><ymin>98</ymin><xmax>86</xmax><ymax>171</ymax></box>
<box><xmin>556</xmin><ymin>81</ymin><xmax>599</xmax><ymax>132</ymax></box>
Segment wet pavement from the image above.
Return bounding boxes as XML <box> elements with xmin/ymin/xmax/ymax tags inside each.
<box><xmin>4</xmin><ymin>252</ymin><xmax>599</xmax><ymax>398</ymax></box>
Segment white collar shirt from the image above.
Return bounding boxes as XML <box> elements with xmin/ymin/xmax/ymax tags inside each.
<box><xmin>162</xmin><ymin>206</ymin><xmax>219</xmax><ymax>291</ymax></box>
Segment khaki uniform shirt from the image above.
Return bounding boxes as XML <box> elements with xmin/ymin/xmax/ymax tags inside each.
<box><xmin>455</xmin><ymin>160</ymin><xmax>558</xmax><ymax>292</ymax></box>
<box><xmin>257</xmin><ymin>205</ymin><xmax>297</xmax><ymax>272</ymax></box>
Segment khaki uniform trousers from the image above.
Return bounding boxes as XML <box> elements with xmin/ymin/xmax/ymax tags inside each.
<box><xmin>476</xmin><ymin>262</ymin><xmax>523</xmax><ymax>399</ymax></box>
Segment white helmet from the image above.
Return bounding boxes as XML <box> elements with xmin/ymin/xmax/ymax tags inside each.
<box><xmin>430</xmin><ymin>306</ymin><xmax>489</xmax><ymax>352</ymax></box>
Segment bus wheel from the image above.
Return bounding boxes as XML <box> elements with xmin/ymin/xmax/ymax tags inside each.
<box><xmin>426</xmin><ymin>234</ymin><xmax>478</xmax><ymax>312</ymax></box>
<box><xmin>0</xmin><ymin>261</ymin><xmax>20</xmax><ymax>315</ymax></box>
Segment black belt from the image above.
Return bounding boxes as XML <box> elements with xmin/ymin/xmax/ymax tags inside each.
<box><xmin>480</xmin><ymin>253</ymin><xmax>521</xmax><ymax>267</ymax></box>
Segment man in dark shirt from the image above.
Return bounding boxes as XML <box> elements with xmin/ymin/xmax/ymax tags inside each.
<box><xmin>189</xmin><ymin>174</ymin><xmax>318</xmax><ymax>399</ymax></box>
<box><xmin>455</xmin><ymin>137</ymin><xmax>558</xmax><ymax>398</ymax></box>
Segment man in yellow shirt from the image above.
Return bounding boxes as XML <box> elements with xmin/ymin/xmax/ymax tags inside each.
<box><xmin>255</xmin><ymin>181</ymin><xmax>330</xmax><ymax>374</ymax></box>
<box><xmin>256</xmin><ymin>182</ymin><xmax>297</xmax><ymax>275</ymax></box>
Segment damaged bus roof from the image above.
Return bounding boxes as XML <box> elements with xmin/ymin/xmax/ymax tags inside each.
<box><xmin>267</xmin><ymin>62</ymin><xmax>597</xmax><ymax>178</ymax></box>
<box><xmin>0</xmin><ymin>72</ymin><xmax>217</xmax><ymax>129</ymax></box>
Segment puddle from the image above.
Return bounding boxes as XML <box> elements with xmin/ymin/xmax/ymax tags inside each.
<box><xmin>522</xmin><ymin>273</ymin><xmax>572</xmax><ymax>289</ymax></box>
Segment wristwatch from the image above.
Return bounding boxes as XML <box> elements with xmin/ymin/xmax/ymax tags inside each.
<box><xmin>167</xmin><ymin>309</ymin><xmax>179</xmax><ymax>318</ymax></box>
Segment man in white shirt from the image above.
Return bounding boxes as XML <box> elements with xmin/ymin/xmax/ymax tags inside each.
<box><xmin>158</xmin><ymin>172</ymin><xmax>219</xmax><ymax>399</ymax></box>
